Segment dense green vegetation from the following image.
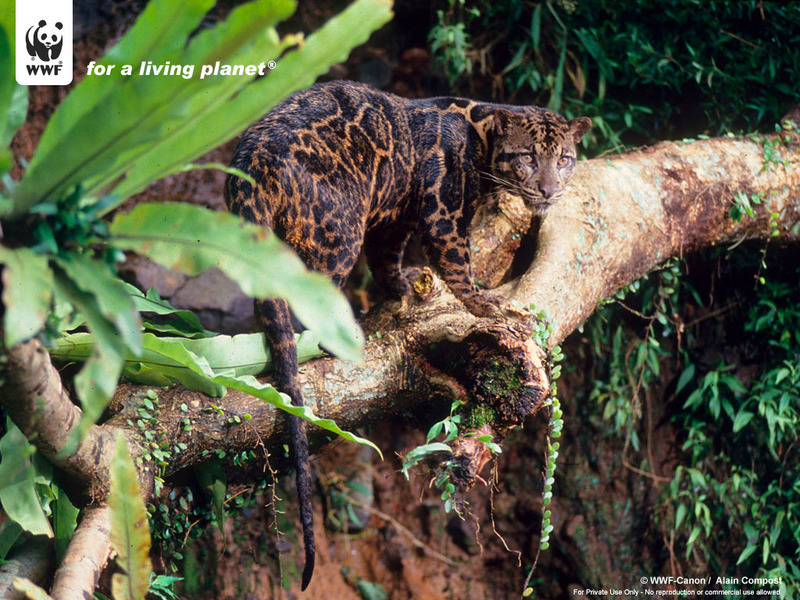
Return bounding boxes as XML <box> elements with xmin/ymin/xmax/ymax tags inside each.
<box><xmin>431</xmin><ymin>0</ymin><xmax>800</xmax><ymax>153</ymax></box>
<box><xmin>579</xmin><ymin>248</ymin><xmax>800</xmax><ymax>594</ymax></box>
<box><xmin>431</xmin><ymin>0</ymin><xmax>800</xmax><ymax>593</ymax></box>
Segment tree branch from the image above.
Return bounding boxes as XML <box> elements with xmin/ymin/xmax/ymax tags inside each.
<box><xmin>50</xmin><ymin>507</ymin><xmax>112</xmax><ymax>600</ymax></box>
<box><xmin>498</xmin><ymin>135</ymin><xmax>800</xmax><ymax>345</ymax></box>
<box><xmin>1</xmin><ymin>340</ymin><xmax>144</xmax><ymax>501</ymax></box>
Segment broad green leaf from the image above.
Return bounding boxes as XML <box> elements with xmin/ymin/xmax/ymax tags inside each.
<box><xmin>736</xmin><ymin>543</ymin><xmax>758</xmax><ymax>565</ymax></box>
<box><xmin>0</xmin><ymin>520</ymin><xmax>22</xmax><ymax>560</ymax></box>
<box><xmin>54</xmin><ymin>253</ymin><xmax>141</xmax><ymax>355</ymax></box>
<box><xmin>52</xmin><ymin>268</ymin><xmax>127</xmax><ymax>446</ymax></box>
<box><xmin>50</xmin><ymin>252</ymin><xmax>141</xmax><ymax>447</ymax></box>
<box><xmin>52</xmin><ymin>329</ymin><xmax>323</xmax><ymax>393</ymax></box>
<box><xmin>0</xmin><ymin>2</ymin><xmax>28</xmax><ymax>165</ymax></box>
<box><xmin>109</xmin><ymin>203</ymin><xmax>362</xmax><ymax>362</ymax></box>
<box><xmin>9</xmin><ymin>0</ymin><xmax>294</xmax><ymax>217</ymax></box>
<box><xmin>155</xmin><ymin>340</ymin><xmax>379</xmax><ymax>455</ymax></box>
<box><xmin>9</xmin><ymin>0</ymin><xmax>217</xmax><ymax>215</ymax></box>
<box><xmin>53</xmin><ymin>484</ymin><xmax>79</xmax><ymax>564</ymax></box>
<box><xmin>0</xmin><ymin>420</ymin><xmax>53</xmax><ymax>537</ymax></box>
<box><xmin>0</xmin><ymin>247</ymin><xmax>54</xmax><ymax>348</ymax></box>
<box><xmin>674</xmin><ymin>503</ymin><xmax>687</xmax><ymax>531</ymax></box>
<box><xmin>91</xmin><ymin>0</ymin><xmax>297</xmax><ymax>202</ymax></box>
<box><xmin>123</xmin><ymin>283</ymin><xmax>208</xmax><ymax>339</ymax></box>
<box><xmin>732</xmin><ymin>410</ymin><xmax>755</xmax><ymax>433</ymax></box>
<box><xmin>12</xmin><ymin>578</ymin><xmax>53</xmax><ymax>600</ymax></box>
<box><xmin>109</xmin><ymin>435</ymin><xmax>152</xmax><ymax>600</ymax></box>
<box><xmin>110</xmin><ymin>0</ymin><xmax>393</xmax><ymax>201</ymax></box>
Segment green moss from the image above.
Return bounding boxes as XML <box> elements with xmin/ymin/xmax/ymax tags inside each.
<box><xmin>462</xmin><ymin>403</ymin><xmax>497</xmax><ymax>429</ymax></box>
<box><xmin>479</xmin><ymin>358</ymin><xmax>523</xmax><ymax>396</ymax></box>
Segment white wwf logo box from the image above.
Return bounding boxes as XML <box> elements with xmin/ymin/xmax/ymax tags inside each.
<box><xmin>16</xmin><ymin>0</ymin><xmax>73</xmax><ymax>86</ymax></box>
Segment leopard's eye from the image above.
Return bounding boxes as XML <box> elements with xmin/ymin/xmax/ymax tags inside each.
<box><xmin>557</xmin><ymin>156</ymin><xmax>572</xmax><ymax>167</ymax></box>
<box><xmin>520</xmin><ymin>153</ymin><xmax>534</xmax><ymax>164</ymax></box>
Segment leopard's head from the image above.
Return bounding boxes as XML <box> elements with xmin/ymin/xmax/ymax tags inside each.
<box><xmin>488</xmin><ymin>109</ymin><xmax>591</xmax><ymax>214</ymax></box>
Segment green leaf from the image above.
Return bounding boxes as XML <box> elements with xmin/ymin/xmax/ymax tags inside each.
<box><xmin>732</xmin><ymin>410</ymin><xmax>755</xmax><ymax>433</ymax></box>
<box><xmin>51</xmin><ymin>330</ymin><xmax>324</xmax><ymax>395</ymax></box>
<box><xmin>85</xmin><ymin>0</ymin><xmax>297</xmax><ymax>204</ymax></box>
<box><xmin>195</xmin><ymin>461</ymin><xmax>227</xmax><ymax>536</ymax></box>
<box><xmin>109</xmin><ymin>203</ymin><xmax>362</xmax><ymax>362</ymax></box>
<box><xmin>9</xmin><ymin>0</ymin><xmax>220</xmax><ymax>214</ymax></box>
<box><xmin>109</xmin><ymin>435</ymin><xmax>152</xmax><ymax>600</ymax></box>
<box><xmin>357</xmin><ymin>580</ymin><xmax>388</xmax><ymax>600</ymax></box>
<box><xmin>0</xmin><ymin>520</ymin><xmax>22</xmax><ymax>560</ymax></box>
<box><xmin>0</xmin><ymin>2</ymin><xmax>28</xmax><ymax>164</ymax></box>
<box><xmin>124</xmin><ymin>283</ymin><xmax>208</xmax><ymax>339</ymax></box>
<box><xmin>736</xmin><ymin>543</ymin><xmax>758</xmax><ymax>565</ymax></box>
<box><xmin>52</xmin><ymin>268</ymin><xmax>127</xmax><ymax>447</ymax></box>
<box><xmin>7</xmin><ymin>0</ymin><xmax>389</xmax><ymax>216</ymax></box>
<box><xmin>0</xmin><ymin>420</ymin><xmax>53</xmax><ymax>537</ymax></box>
<box><xmin>108</xmin><ymin>0</ymin><xmax>393</xmax><ymax>202</ymax></box>
<box><xmin>54</xmin><ymin>252</ymin><xmax>141</xmax><ymax>355</ymax></box>
<box><xmin>674</xmin><ymin>503</ymin><xmax>687</xmax><ymax>531</ymax></box>
<box><xmin>53</xmin><ymin>484</ymin><xmax>79</xmax><ymax>564</ymax></box>
<box><xmin>0</xmin><ymin>247</ymin><xmax>54</xmax><ymax>348</ymax></box>
<box><xmin>197</xmin><ymin>354</ymin><xmax>381</xmax><ymax>456</ymax></box>
<box><xmin>178</xmin><ymin>162</ymin><xmax>256</xmax><ymax>185</ymax></box>
<box><xmin>675</xmin><ymin>363</ymin><xmax>696</xmax><ymax>396</ymax></box>
<box><xmin>401</xmin><ymin>442</ymin><xmax>452</xmax><ymax>478</ymax></box>
<box><xmin>53</xmin><ymin>330</ymin><xmax>378</xmax><ymax>455</ymax></box>
<box><xmin>686</xmin><ymin>525</ymin><xmax>701</xmax><ymax>551</ymax></box>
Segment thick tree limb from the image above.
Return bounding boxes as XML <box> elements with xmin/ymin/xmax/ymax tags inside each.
<box><xmin>49</xmin><ymin>507</ymin><xmax>112</xmax><ymax>600</ymax></box>
<box><xmin>500</xmin><ymin>135</ymin><xmax>800</xmax><ymax>345</ymax></box>
<box><xmin>1</xmin><ymin>340</ymin><xmax>146</xmax><ymax>501</ymax></box>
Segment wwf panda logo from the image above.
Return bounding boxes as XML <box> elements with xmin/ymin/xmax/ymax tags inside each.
<box><xmin>26</xmin><ymin>20</ymin><xmax>64</xmax><ymax>62</ymax></box>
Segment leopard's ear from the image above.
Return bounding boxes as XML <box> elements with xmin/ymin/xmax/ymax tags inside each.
<box><xmin>493</xmin><ymin>109</ymin><xmax>519</xmax><ymax>135</ymax></box>
<box><xmin>569</xmin><ymin>117</ymin><xmax>592</xmax><ymax>144</ymax></box>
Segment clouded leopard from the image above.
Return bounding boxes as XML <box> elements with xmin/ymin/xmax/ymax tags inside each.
<box><xmin>224</xmin><ymin>79</ymin><xmax>591</xmax><ymax>589</ymax></box>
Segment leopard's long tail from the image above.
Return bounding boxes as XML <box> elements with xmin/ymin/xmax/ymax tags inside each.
<box><xmin>257</xmin><ymin>298</ymin><xmax>315</xmax><ymax>591</ymax></box>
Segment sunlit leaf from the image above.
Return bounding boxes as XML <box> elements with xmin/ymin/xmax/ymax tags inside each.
<box><xmin>52</xmin><ymin>330</ymin><xmax>324</xmax><ymax>395</ymax></box>
<box><xmin>109</xmin><ymin>435</ymin><xmax>152</xmax><ymax>600</ymax></box>
<box><xmin>109</xmin><ymin>203</ymin><xmax>362</xmax><ymax>362</ymax></box>
<box><xmin>0</xmin><ymin>420</ymin><xmax>53</xmax><ymax>537</ymax></box>
<box><xmin>0</xmin><ymin>2</ymin><xmax>27</xmax><ymax>171</ymax></box>
<box><xmin>52</xmin><ymin>268</ymin><xmax>126</xmax><ymax>447</ymax></box>
<box><xmin>0</xmin><ymin>247</ymin><xmax>53</xmax><ymax>348</ymax></box>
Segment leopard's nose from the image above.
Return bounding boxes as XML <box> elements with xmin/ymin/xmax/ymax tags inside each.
<box><xmin>539</xmin><ymin>182</ymin><xmax>558</xmax><ymax>199</ymax></box>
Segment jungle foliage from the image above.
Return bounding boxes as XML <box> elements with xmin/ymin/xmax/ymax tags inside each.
<box><xmin>429</xmin><ymin>0</ymin><xmax>800</xmax><ymax>593</ymax></box>
<box><xmin>430</xmin><ymin>0</ymin><xmax>800</xmax><ymax>153</ymax></box>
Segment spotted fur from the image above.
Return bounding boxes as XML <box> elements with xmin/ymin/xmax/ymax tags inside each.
<box><xmin>225</xmin><ymin>80</ymin><xmax>590</xmax><ymax>589</ymax></box>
